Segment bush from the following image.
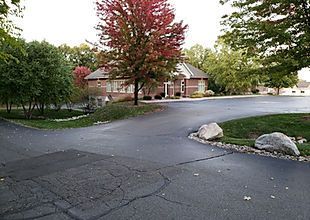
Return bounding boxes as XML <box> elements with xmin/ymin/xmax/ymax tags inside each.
<box><xmin>190</xmin><ymin>91</ymin><xmax>204</xmax><ymax>98</ymax></box>
<box><xmin>169</xmin><ymin>96</ymin><xmax>181</xmax><ymax>99</ymax></box>
<box><xmin>175</xmin><ymin>92</ymin><xmax>181</xmax><ymax>97</ymax></box>
<box><xmin>143</xmin><ymin>96</ymin><xmax>152</xmax><ymax>100</ymax></box>
<box><xmin>251</xmin><ymin>89</ymin><xmax>260</xmax><ymax>94</ymax></box>
<box><xmin>160</xmin><ymin>92</ymin><xmax>165</xmax><ymax>97</ymax></box>
<box><xmin>154</xmin><ymin>95</ymin><xmax>162</xmax><ymax>100</ymax></box>
<box><xmin>204</xmin><ymin>90</ymin><xmax>215</xmax><ymax>97</ymax></box>
<box><xmin>117</xmin><ymin>96</ymin><xmax>134</xmax><ymax>102</ymax></box>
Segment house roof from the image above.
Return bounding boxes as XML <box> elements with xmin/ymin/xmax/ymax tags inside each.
<box><xmin>297</xmin><ymin>80</ymin><xmax>310</xmax><ymax>88</ymax></box>
<box><xmin>85</xmin><ymin>63</ymin><xmax>208</xmax><ymax>80</ymax></box>
<box><xmin>181</xmin><ymin>63</ymin><xmax>209</xmax><ymax>79</ymax></box>
<box><xmin>85</xmin><ymin>68</ymin><xmax>109</xmax><ymax>80</ymax></box>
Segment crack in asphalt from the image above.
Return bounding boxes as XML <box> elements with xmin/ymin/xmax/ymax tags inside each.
<box><xmin>155</xmin><ymin>195</ymin><xmax>191</xmax><ymax>207</ymax></box>
<box><xmin>89</xmin><ymin>172</ymin><xmax>171</xmax><ymax>220</ymax></box>
<box><xmin>0</xmin><ymin>151</ymin><xmax>233</xmax><ymax>220</ymax></box>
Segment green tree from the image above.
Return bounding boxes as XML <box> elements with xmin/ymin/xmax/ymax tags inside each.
<box><xmin>264</xmin><ymin>72</ymin><xmax>299</xmax><ymax>95</ymax></box>
<box><xmin>184</xmin><ymin>44</ymin><xmax>224</xmax><ymax>94</ymax></box>
<box><xmin>221</xmin><ymin>0</ymin><xmax>310</xmax><ymax>77</ymax></box>
<box><xmin>0</xmin><ymin>40</ymin><xmax>73</xmax><ymax>118</ymax></box>
<box><xmin>24</xmin><ymin>41</ymin><xmax>73</xmax><ymax>115</ymax></box>
<box><xmin>59</xmin><ymin>43</ymin><xmax>98</xmax><ymax>71</ymax></box>
<box><xmin>0</xmin><ymin>39</ymin><xmax>26</xmax><ymax>112</ymax></box>
<box><xmin>205</xmin><ymin>43</ymin><xmax>261</xmax><ymax>94</ymax></box>
<box><xmin>184</xmin><ymin>44</ymin><xmax>211</xmax><ymax>70</ymax></box>
<box><xmin>0</xmin><ymin>0</ymin><xmax>24</xmax><ymax>61</ymax></box>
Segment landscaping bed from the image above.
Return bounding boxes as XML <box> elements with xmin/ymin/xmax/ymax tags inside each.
<box><xmin>218</xmin><ymin>113</ymin><xmax>310</xmax><ymax>156</ymax></box>
<box><xmin>0</xmin><ymin>103</ymin><xmax>162</xmax><ymax>129</ymax></box>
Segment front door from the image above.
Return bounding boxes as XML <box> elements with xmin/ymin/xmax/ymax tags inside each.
<box><xmin>164</xmin><ymin>83</ymin><xmax>169</xmax><ymax>97</ymax></box>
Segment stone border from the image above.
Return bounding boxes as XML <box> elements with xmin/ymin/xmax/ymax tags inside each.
<box><xmin>188</xmin><ymin>133</ymin><xmax>310</xmax><ymax>163</ymax></box>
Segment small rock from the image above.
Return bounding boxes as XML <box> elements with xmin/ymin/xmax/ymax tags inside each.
<box><xmin>270</xmin><ymin>177</ymin><xmax>274</xmax><ymax>180</ymax></box>
<box><xmin>270</xmin><ymin>195</ymin><xmax>275</xmax><ymax>199</ymax></box>
<box><xmin>297</xmin><ymin>138</ymin><xmax>307</xmax><ymax>144</ymax></box>
<box><xmin>285</xmin><ymin>187</ymin><xmax>289</xmax><ymax>190</ymax></box>
<box><xmin>193</xmin><ymin>173</ymin><xmax>200</xmax><ymax>176</ymax></box>
<box><xmin>0</xmin><ymin>177</ymin><xmax>4</xmax><ymax>181</ymax></box>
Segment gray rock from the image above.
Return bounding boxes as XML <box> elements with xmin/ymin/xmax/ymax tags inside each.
<box><xmin>297</xmin><ymin>138</ymin><xmax>307</xmax><ymax>144</ymax></box>
<box><xmin>198</xmin><ymin>123</ymin><xmax>223</xmax><ymax>141</ymax></box>
<box><xmin>255</xmin><ymin>132</ymin><xmax>300</xmax><ymax>156</ymax></box>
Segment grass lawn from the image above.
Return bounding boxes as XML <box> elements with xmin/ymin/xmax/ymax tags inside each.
<box><xmin>0</xmin><ymin>102</ymin><xmax>161</xmax><ymax>130</ymax></box>
<box><xmin>219</xmin><ymin>113</ymin><xmax>310</xmax><ymax>156</ymax></box>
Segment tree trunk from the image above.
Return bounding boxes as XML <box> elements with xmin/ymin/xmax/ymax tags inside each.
<box><xmin>134</xmin><ymin>79</ymin><xmax>139</xmax><ymax>106</ymax></box>
<box><xmin>276</xmin><ymin>87</ymin><xmax>280</xmax><ymax>95</ymax></box>
<box><xmin>6</xmin><ymin>101</ymin><xmax>12</xmax><ymax>113</ymax></box>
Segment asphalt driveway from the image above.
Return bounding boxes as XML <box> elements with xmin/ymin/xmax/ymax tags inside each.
<box><xmin>0</xmin><ymin>96</ymin><xmax>309</xmax><ymax>220</ymax></box>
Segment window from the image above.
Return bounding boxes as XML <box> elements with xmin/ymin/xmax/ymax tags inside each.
<box><xmin>292</xmin><ymin>91</ymin><xmax>296</xmax><ymax>93</ymax></box>
<box><xmin>106</xmin><ymin>81</ymin><xmax>112</xmax><ymax>92</ymax></box>
<box><xmin>198</xmin><ymin>80</ymin><xmax>205</xmax><ymax>93</ymax></box>
<box><xmin>97</xmin><ymin>81</ymin><xmax>102</xmax><ymax>88</ymax></box>
<box><xmin>301</xmin><ymin>91</ymin><xmax>305</xmax><ymax>94</ymax></box>
<box><xmin>181</xmin><ymin>80</ymin><xmax>185</xmax><ymax>93</ymax></box>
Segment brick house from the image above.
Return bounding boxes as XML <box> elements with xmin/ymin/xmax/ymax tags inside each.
<box><xmin>85</xmin><ymin>63</ymin><xmax>208</xmax><ymax>103</ymax></box>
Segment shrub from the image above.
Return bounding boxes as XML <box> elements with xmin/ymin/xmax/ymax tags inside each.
<box><xmin>251</xmin><ymin>89</ymin><xmax>260</xmax><ymax>94</ymax></box>
<box><xmin>169</xmin><ymin>96</ymin><xmax>180</xmax><ymax>99</ymax></box>
<box><xmin>175</xmin><ymin>92</ymin><xmax>181</xmax><ymax>97</ymax></box>
<box><xmin>117</xmin><ymin>96</ymin><xmax>134</xmax><ymax>102</ymax></box>
<box><xmin>160</xmin><ymin>92</ymin><xmax>165</xmax><ymax>97</ymax></box>
<box><xmin>143</xmin><ymin>95</ymin><xmax>152</xmax><ymax>100</ymax></box>
<box><xmin>190</xmin><ymin>91</ymin><xmax>204</xmax><ymax>98</ymax></box>
<box><xmin>204</xmin><ymin>90</ymin><xmax>215</xmax><ymax>97</ymax></box>
<box><xmin>154</xmin><ymin>95</ymin><xmax>162</xmax><ymax>100</ymax></box>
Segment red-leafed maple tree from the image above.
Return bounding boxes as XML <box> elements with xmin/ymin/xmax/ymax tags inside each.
<box><xmin>73</xmin><ymin>66</ymin><xmax>92</xmax><ymax>88</ymax></box>
<box><xmin>96</xmin><ymin>0</ymin><xmax>187</xmax><ymax>105</ymax></box>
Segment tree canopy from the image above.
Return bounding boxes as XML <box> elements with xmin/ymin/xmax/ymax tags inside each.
<box><xmin>0</xmin><ymin>40</ymin><xmax>73</xmax><ymax>118</ymax></box>
<box><xmin>0</xmin><ymin>0</ymin><xmax>24</xmax><ymax>61</ymax></box>
<box><xmin>220</xmin><ymin>0</ymin><xmax>310</xmax><ymax>76</ymax></box>
<box><xmin>96</xmin><ymin>0</ymin><xmax>187</xmax><ymax>105</ymax></box>
<box><xmin>59</xmin><ymin>43</ymin><xmax>98</xmax><ymax>71</ymax></box>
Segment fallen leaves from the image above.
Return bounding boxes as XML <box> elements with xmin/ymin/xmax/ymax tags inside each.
<box><xmin>244</xmin><ymin>196</ymin><xmax>251</xmax><ymax>201</ymax></box>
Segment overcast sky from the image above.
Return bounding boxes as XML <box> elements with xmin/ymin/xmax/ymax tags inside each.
<box><xmin>17</xmin><ymin>0</ymin><xmax>309</xmax><ymax>81</ymax></box>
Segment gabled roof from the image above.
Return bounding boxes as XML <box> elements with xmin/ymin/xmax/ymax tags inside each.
<box><xmin>85</xmin><ymin>68</ymin><xmax>109</xmax><ymax>80</ymax></box>
<box><xmin>297</xmin><ymin>80</ymin><xmax>310</xmax><ymax>88</ymax></box>
<box><xmin>85</xmin><ymin>63</ymin><xmax>208</xmax><ymax>80</ymax></box>
<box><xmin>181</xmin><ymin>63</ymin><xmax>209</xmax><ymax>79</ymax></box>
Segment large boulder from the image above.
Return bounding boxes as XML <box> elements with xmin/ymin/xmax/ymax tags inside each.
<box><xmin>255</xmin><ymin>132</ymin><xmax>300</xmax><ymax>156</ymax></box>
<box><xmin>198</xmin><ymin>123</ymin><xmax>223</xmax><ymax>140</ymax></box>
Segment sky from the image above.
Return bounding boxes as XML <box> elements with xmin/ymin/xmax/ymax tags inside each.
<box><xmin>17</xmin><ymin>0</ymin><xmax>309</xmax><ymax>81</ymax></box>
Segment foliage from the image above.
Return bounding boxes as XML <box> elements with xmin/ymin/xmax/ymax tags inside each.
<box><xmin>190</xmin><ymin>91</ymin><xmax>205</xmax><ymax>98</ymax></box>
<box><xmin>220</xmin><ymin>0</ymin><xmax>310</xmax><ymax>78</ymax></box>
<box><xmin>143</xmin><ymin>96</ymin><xmax>152</xmax><ymax>100</ymax></box>
<box><xmin>70</xmin><ymin>87</ymin><xmax>102</xmax><ymax>107</ymax></box>
<box><xmin>96</xmin><ymin>0</ymin><xmax>187</xmax><ymax>105</ymax></box>
<box><xmin>0</xmin><ymin>40</ymin><xmax>73</xmax><ymax>118</ymax></box>
<box><xmin>264</xmin><ymin>72</ymin><xmax>298</xmax><ymax>95</ymax></box>
<box><xmin>0</xmin><ymin>0</ymin><xmax>24</xmax><ymax>62</ymax></box>
<box><xmin>184</xmin><ymin>44</ymin><xmax>211</xmax><ymax>70</ymax></box>
<box><xmin>59</xmin><ymin>43</ymin><xmax>98</xmax><ymax>71</ymax></box>
<box><xmin>219</xmin><ymin>113</ymin><xmax>310</xmax><ymax>156</ymax></box>
<box><xmin>0</xmin><ymin>39</ymin><xmax>26</xmax><ymax>112</ymax></box>
<box><xmin>73</xmin><ymin>66</ymin><xmax>92</xmax><ymax>88</ymax></box>
<box><xmin>204</xmin><ymin>90</ymin><xmax>215</xmax><ymax>97</ymax></box>
<box><xmin>154</xmin><ymin>95</ymin><xmax>162</xmax><ymax>100</ymax></box>
<box><xmin>205</xmin><ymin>43</ymin><xmax>261</xmax><ymax>94</ymax></box>
<box><xmin>175</xmin><ymin>92</ymin><xmax>181</xmax><ymax>97</ymax></box>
